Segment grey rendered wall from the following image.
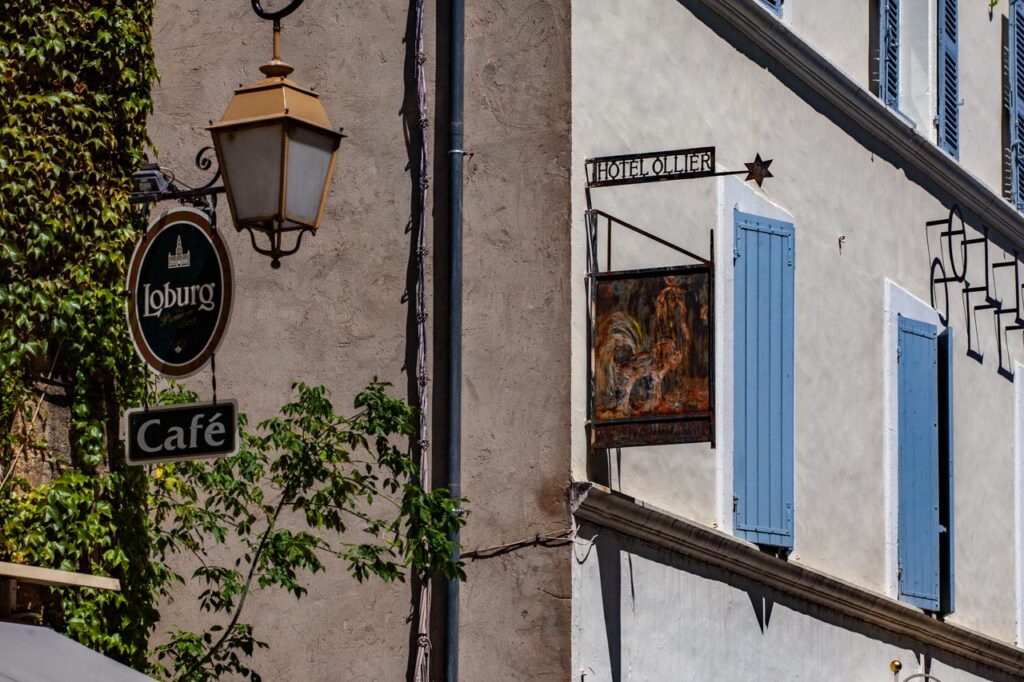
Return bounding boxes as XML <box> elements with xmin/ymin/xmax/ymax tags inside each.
<box><xmin>571</xmin><ymin>0</ymin><xmax>1019</xmax><ymax>647</ymax></box>
<box><xmin>149</xmin><ymin>0</ymin><xmax>571</xmax><ymax>679</ymax></box>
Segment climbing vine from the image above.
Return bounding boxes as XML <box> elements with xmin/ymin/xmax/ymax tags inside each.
<box><xmin>0</xmin><ymin>0</ymin><xmax>158</xmax><ymax>667</ymax></box>
<box><xmin>0</xmin><ymin>3</ymin><xmax>465</xmax><ymax>679</ymax></box>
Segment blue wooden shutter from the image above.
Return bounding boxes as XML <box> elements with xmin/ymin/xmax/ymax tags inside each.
<box><xmin>879</xmin><ymin>0</ymin><xmax>901</xmax><ymax>108</ymax></box>
<box><xmin>938</xmin><ymin>328</ymin><xmax>955</xmax><ymax>614</ymax></box>
<box><xmin>937</xmin><ymin>0</ymin><xmax>960</xmax><ymax>158</ymax></box>
<box><xmin>733</xmin><ymin>211</ymin><xmax>795</xmax><ymax>550</ymax></box>
<box><xmin>897</xmin><ymin>315</ymin><xmax>941</xmax><ymax>611</ymax></box>
<box><xmin>758</xmin><ymin>0</ymin><xmax>783</xmax><ymax>17</ymax></box>
<box><xmin>1010</xmin><ymin>0</ymin><xmax>1024</xmax><ymax>208</ymax></box>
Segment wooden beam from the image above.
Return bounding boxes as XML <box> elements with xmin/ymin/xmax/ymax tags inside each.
<box><xmin>0</xmin><ymin>578</ymin><xmax>16</xmax><ymax>617</ymax></box>
<box><xmin>0</xmin><ymin>562</ymin><xmax>120</xmax><ymax>592</ymax></box>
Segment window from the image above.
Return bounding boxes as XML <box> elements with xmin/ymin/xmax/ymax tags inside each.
<box><xmin>875</xmin><ymin>0</ymin><xmax>959</xmax><ymax>157</ymax></box>
<box><xmin>756</xmin><ymin>0</ymin><xmax>783</xmax><ymax>17</ymax></box>
<box><xmin>896</xmin><ymin>315</ymin><xmax>954</xmax><ymax>613</ymax></box>
<box><xmin>1008</xmin><ymin>0</ymin><xmax>1024</xmax><ymax>209</ymax></box>
<box><xmin>732</xmin><ymin>211</ymin><xmax>795</xmax><ymax>551</ymax></box>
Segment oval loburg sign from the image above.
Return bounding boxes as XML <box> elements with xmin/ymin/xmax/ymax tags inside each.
<box><xmin>126</xmin><ymin>208</ymin><xmax>233</xmax><ymax>377</ymax></box>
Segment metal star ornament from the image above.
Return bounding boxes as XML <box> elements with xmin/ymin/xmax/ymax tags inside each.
<box><xmin>744</xmin><ymin>154</ymin><xmax>774</xmax><ymax>187</ymax></box>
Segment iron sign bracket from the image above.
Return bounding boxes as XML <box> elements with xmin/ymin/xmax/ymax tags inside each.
<box><xmin>129</xmin><ymin>146</ymin><xmax>225</xmax><ymax>229</ymax></box>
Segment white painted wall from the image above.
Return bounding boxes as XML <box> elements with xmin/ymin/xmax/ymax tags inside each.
<box><xmin>572</xmin><ymin>525</ymin><xmax>1004</xmax><ymax>682</ymax></box>
<box><xmin>571</xmin><ymin>0</ymin><xmax>1019</xmax><ymax>646</ymax></box>
<box><xmin>790</xmin><ymin>0</ymin><xmax>1008</xmax><ymax>194</ymax></box>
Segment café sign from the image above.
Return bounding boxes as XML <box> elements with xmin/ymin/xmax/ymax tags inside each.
<box><xmin>125</xmin><ymin>401</ymin><xmax>238</xmax><ymax>465</ymax></box>
<box><xmin>126</xmin><ymin>208</ymin><xmax>233</xmax><ymax>377</ymax></box>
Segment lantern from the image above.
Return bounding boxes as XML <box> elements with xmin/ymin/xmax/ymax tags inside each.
<box><xmin>209</xmin><ymin>20</ymin><xmax>342</xmax><ymax>268</ymax></box>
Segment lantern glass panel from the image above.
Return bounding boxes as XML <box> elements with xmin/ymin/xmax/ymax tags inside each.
<box><xmin>217</xmin><ymin>123</ymin><xmax>283</xmax><ymax>223</ymax></box>
<box><xmin>285</xmin><ymin>125</ymin><xmax>336</xmax><ymax>226</ymax></box>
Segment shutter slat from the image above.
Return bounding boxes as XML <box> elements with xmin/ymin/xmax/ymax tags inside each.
<box><xmin>937</xmin><ymin>0</ymin><xmax>960</xmax><ymax>158</ymax></box>
<box><xmin>897</xmin><ymin>316</ymin><xmax>941</xmax><ymax>611</ymax></box>
<box><xmin>733</xmin><ymin>211</ymin><xmax>795</xmax><ymax>550</ymax></box>
<box><xmin>880</xmin><ymin>0</ymin><xmax>900</xmax><ymax>108</ymax></box>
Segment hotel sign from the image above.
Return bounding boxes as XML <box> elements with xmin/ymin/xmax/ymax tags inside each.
<box><xmin>585</xmin><ymin>147</ymin><xmax>716</xmax><ymax>188</ymax></box>
<box><xmin>126</xmin><ymin>208</ymin><xmax>233</xmax><ymax>377</ymax></box>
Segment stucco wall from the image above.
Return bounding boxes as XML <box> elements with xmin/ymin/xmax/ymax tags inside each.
<box><xmin>149</xmin><ymin>0</ymin><xmax>571</xmax><ymax>679</ymax></box>
<box><xmin>785</xmin><ymin>0</ymin><xmax>1007</xmax><ymax>196</ymax></box>
<box><xmin>571</xmin><ymin>0</ymin><xmax>1020</xmax><ymax>646</ymax></box>
<box><xmin>572</xmin><ymin>524</ymin><xmax>1017</xmax><ymax>682</ymax></box>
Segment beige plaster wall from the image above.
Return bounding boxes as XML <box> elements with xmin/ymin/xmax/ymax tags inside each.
<box><xmin>572</xmin><ymin>0</ymin><xmax>1019</xmax><ymax>645</ymax></box>
<box><xmin>149</xmin><ymin>0</ymin><xmax>571</xmax><ymax>679</ymax></box>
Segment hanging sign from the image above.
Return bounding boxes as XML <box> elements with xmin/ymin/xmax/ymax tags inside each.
<box><xmin>126</xmin><ymin>208</ymin><xmax>233</xmax><ymax>377</ymax></box>
<box><xmin>590</xmin><ymin>265</ymin><xmax>713</xmax><ymax>448</ymax></box>
<box><xmin>124</xmin><ymin>400</ymin><xmax>238</xmax><ymax>465</ymax></box>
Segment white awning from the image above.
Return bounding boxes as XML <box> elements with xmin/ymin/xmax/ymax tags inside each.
<box><xmin>0</xmin><ymin>622</ymin><xmax>154</xmax><ymax>682</ymax></box>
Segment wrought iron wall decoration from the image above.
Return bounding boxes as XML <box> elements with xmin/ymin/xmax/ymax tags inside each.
<box><xmin>927</xmin><ymin>204</ymin><xmax>1022</xmax><ymax>380</ymax></box>
<box><xmin>583</xmin><ymin>145</ymin><xmax>772</xmax><ymax>451</ymax></box>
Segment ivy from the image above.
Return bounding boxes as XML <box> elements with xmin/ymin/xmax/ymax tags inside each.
<box><xmin>0</xmin><ymin>4</ymin><xmax>465</xmax><ymax>679</ymax></box>
<box><xmin>0</xmin><ymin>0</ymin><xmax>158</xmax><ymax>669</ymax></box>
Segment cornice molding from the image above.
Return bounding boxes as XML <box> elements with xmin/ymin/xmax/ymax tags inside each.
<box><xmin>571</xmin><ymin>483</ymin><xmax>1024</xmax><ymax>677</ymax></box>
<box><xmin>694</xmin><ymin>0</ymin><xmax>1024</xmax><ymax>246</ymax></box>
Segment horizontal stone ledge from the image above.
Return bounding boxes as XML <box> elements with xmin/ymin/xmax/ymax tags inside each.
<box><xmin>570</xmin><ymin>482</ymin><xmax>1024</xmax><ymax>678</ymax></box>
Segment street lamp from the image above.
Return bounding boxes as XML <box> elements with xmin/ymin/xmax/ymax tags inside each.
<box><xmin>208</xmin><ymin>0</ymin><xmax>343</xmax><ymax>268</ymax></box>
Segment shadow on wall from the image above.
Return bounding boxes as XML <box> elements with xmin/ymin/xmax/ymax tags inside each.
<box><xmin>580</xmin><ymin>522</ymin><xmax>1014</xmax><ymax>682</ymax></box>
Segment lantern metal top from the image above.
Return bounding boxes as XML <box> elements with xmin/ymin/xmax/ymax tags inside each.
<box><xmin>208</xmin><ymin>76</ymin><xmax>339</xmax><ymax>138</ymax></box>
<box><xmin>207</xmin><ymin>9</ymin><xmax>340</xmax><ymax>140</ymax></box>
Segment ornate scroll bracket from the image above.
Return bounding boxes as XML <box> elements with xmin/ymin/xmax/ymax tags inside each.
<box><xmin>129</xmin><ymin>146</ymin><xmax>225</xmax><ymax>226</ymax></box>
<box><xmin>250</xmin><ymin>0</ymin><xmax>305</xmax><ymax>22</ymax></box>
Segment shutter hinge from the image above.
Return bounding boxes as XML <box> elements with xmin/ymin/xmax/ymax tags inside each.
<box><xmin>733</xmin><ymin>495</ymin><xmax>738</xmax><ymax>512</ymax></box>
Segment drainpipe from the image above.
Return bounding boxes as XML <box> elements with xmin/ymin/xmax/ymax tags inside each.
<box><xmin>444</xmin><ymin>0</ymin><xmax>465</xmax><ymax>678</ymax></box>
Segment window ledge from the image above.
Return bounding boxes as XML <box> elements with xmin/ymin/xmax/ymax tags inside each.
<box><xmin>687</xmin><ymin>0</ymin><xmax>1024</xmax><ymax>247</ymax></box>
<box><xmin>570</xmin><ymin>482</ymin><xmax>1024</xmax><ymax>677</ymax></box>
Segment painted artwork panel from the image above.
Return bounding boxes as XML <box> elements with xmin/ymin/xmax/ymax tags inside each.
<box><xmin>592</xmin><ymin>266</ymin><xmax>712</xmax><ymax>448</ymax></box>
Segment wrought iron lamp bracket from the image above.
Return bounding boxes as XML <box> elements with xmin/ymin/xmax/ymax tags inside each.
<box><xmin>250</xmin><ymin>0</ymin><xmax>305</xmax><ymax>23</ymax></box>
<box><xmin>129</xmin><ymin>146</ymin><xmax>225</xmax><ymax>225</ymax></box>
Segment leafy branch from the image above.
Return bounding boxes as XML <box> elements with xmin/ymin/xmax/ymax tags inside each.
<box><xmin>148</xmin><ymin>380</ymin><xmax>465</xmax><ymax>681</ymax></box>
